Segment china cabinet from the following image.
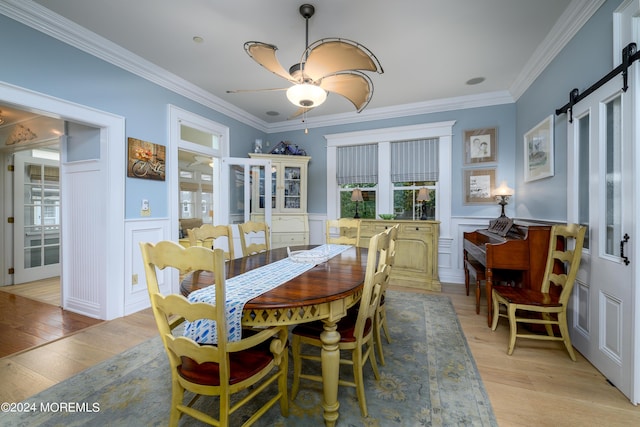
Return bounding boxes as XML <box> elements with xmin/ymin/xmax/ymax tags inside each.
<box><xmin>249</xmin><ymin>153</ymin><xmax>310</xmax><ymax>248</ymax></box>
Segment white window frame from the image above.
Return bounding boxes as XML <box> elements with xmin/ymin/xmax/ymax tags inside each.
<box><xmin>325</xmin><ymin>121</ymin><xmax>454</xmax><ymax>239</ymax></box>
<box><xmin>169</xmin><ymin>105</ymin><xmax>229</xmax><ymax>235</ymax></box>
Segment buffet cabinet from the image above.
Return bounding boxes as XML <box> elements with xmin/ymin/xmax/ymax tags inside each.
<box><xmin>358</xmin><ymin>219</ymin><xmax>440</xmax><ymax>291</ymax></box>
<box><xmin>249</xmin><ymin>153</ymin><xmax>310</xmax><ymax>248</ymax></box>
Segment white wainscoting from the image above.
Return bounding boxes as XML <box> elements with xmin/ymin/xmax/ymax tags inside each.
<box><xmin>124</xmin><ymin>218</ymin><xmax>171</xmax><ymax>316</ymax></box>
<box><xmin>449</xmin><ymin>217</ymin><xmax>492</xmax><ymax>284</ymax></box>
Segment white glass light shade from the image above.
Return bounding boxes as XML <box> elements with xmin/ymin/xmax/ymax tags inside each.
<box><xmin>494</xmin><ymin>181</ymin><xmax>514</xmax><ymax>196</ymax></box>
<box><xmin>286</xmin><ymin>83</ymin><xmax>327</xmax><ymax>108</ymax></box>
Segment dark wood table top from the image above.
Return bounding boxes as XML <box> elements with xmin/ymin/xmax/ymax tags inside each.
<box><xmin>181</xmin><ymin>245</ymin><xmax>369</xmax><ymax>310</ymax></box>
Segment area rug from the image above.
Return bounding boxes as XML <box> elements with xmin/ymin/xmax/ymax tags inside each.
<box><xmin>2</xmin><ymin>291</ymin><xmax>497</xmax><ymax>426</ymax></box>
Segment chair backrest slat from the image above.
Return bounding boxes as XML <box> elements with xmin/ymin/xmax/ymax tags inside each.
<box><xmin>238</xmin><ymin>221</ymin><xmax>270</xmax><ymax>256</ymax></box>
<box><xmin>326</xmin><ymin>218</ymin><xmax>362</xmax><ymax>246</ymax></box>
<box><xmin>540</xmin><ymin>223</ymin><xmax>586</xmax><ymax>305</ymax></box>
<box><xmin>187</xmin><ymin>224</ymin><xmax>235</xmax><ymax>260</ymax></box>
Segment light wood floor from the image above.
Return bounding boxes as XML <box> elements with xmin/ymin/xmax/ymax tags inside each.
<box><xmin>0</xmin><ymin>282</ymin><xmax>639</xmax><ymax>425</ymax></box>
<box><xmin>0</xmin><ymin>277</ymin><xmax>61</xmax><ymax>306</ymax></box>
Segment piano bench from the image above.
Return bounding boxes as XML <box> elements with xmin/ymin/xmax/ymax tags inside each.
<box><xmin>464</xmin><ymin>259</ymin><xmax>486</xmax><ymax>315</ymax></box>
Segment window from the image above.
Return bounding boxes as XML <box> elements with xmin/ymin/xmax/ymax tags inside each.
<box><xmin>393</xmin><ymin>181</ymin><xmax>436</xmax><ymax>220</ymax></box>
<box><xmin>170</xmin><ymin>105</ymin><xmax>229</xmax><ymax>236</ymax></box>
<box><xmin>336</xmin><ymin>144</ymin><xmax>378</xmax><ymax>218</ymax></box>
<box><xmin>326</xmin><ymin>121</ymin><xmax>454</xmax><ymax>238</ymax></box>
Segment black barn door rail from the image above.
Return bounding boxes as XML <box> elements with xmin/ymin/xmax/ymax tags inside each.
<box><xmin>556</xmin><ymin>42</ymin><xmax>639</xmax><ymax>122</ymax></box>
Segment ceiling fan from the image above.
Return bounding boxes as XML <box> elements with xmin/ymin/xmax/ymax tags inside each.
<box><xmin>227</xmin><ymin>3</ymin><xmax>384</xmax><ymax>118</ymax></box>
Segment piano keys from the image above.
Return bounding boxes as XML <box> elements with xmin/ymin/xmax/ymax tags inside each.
<box><xmin>463</xmin><ymin>222</ymin><xmax>552</xmax><ymax>326</ymax></box>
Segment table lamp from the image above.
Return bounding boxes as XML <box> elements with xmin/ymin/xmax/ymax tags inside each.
<box><xmin>494</xmin><ymin>181</ymin><xmax>514</xmax><ymax>218</ymax></box>
<box><xmin>417</xmin><ymin>187</ymin><xmax>430</xmax><ymax>220</ymax></box>
<box><xmin>351</xmin><ymin>188</ymin><xmax>363</xmax><ymax>218</ymax></box>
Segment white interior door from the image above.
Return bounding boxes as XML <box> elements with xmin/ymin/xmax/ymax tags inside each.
<box><xmin>567</xmin><ymin>74</ymin><xmax>634</xmax><ymax>401</ymax></box>
<box><xmin>13</xmin><ymin>151</ymin><xmax>61</xmax><ymax>284</ymax></box>
<box><xmin>220</xmin><ymin>158</ymin><xmax>271</xmax><ymax>251</ymax></box>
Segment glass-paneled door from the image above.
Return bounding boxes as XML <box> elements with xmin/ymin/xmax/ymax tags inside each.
<box><xmin>13</xmin><ymin>151</ymin><xmax>61</xmax><ymax>284</ymax></box>
<box><xmin>220</xmin><ymin>158</ymin><xmax>271</xmax><ymax>252</ymax></box>
<box><xmin>567</xmin><ymin>75</ymin><xmax>633</xmax><ymax>400</ymax></box>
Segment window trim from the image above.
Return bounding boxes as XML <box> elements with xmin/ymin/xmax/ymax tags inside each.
<box><xmin>325</xmin><ymin>121</ymin><xmax>454</xmax><ymax>238</ymax></box>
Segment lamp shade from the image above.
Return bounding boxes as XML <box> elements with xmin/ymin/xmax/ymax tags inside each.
<box><xmin>351</xmin><ymin>188</ymin><xmax>364</xmax><ymax>202</ymax></box>
<box><xmin>417</xmin><ymin>187</ymin><xmax>430</xmax><ymax>201</ymax></box>
<box><xmin>286</xmin><ymin>83</ymin><xmax>327</xmax><ymax>108</ymax></box>
<box><xmin>494</xmin><ymin>181</ymin><xmax>514</xmax><ymax>196</ymax></box>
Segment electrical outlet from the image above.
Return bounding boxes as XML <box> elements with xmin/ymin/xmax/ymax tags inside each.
<box><xmin>141</xmin><ymin>199</ymin><xmax>150</xmax><ymax>216</ymax></box>
<box><xmin>132</xmin><ymin>274</ymin><xmax>138</xmax><ymax>285</ymax></box>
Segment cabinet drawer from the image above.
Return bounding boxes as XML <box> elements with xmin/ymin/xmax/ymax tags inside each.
<box><xmin>272</xmin><ymin>232</ymin><xmax>308</xmax><ymax>248</ymax></box>
<box><xmin>272</xmin><ymin>215</ymin><xmax>308</xmax><ymax>233</ymax></box>
<box><xmin>399</xmin><ymin>223</ymin><xmax>435</xmax><ymax>235</ymax></box>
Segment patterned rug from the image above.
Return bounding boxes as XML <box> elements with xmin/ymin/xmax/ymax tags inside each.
<box><xmin>2</xmin><ymin>291</ymin><xmax>497</xmax><ymax>426</ymax></box>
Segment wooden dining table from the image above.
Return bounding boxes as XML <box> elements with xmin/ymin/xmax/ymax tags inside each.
<box><xmin>180</xmin><ymin>244</ymin><xmax>369</xmax><ymax>427</ymax></box>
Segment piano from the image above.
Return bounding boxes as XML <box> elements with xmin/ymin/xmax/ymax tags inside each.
<box><xmin>463</xmin><ymin>221</ymin><xmax>552</xmax><ymax>326</ymax></box>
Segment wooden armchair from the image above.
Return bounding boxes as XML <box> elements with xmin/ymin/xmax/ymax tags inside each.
<box><xmin>139</xmin><ymin>241</ymin><xmax>289</xmax><ymax>426</ymax></box>
<box><xmin>325</xmin><ymin>218</ymin><xmax>361</xmax><ymax>246</ymax></box>
<box><xmin>238</xmin><ymin>221</ymin><xmax>270</xmax><ymax>256</ymax></box>
<box><xmin>491</xmin><ymin>223</ymin><xmax>586</xmax><ymax>360</ymax></box>
<box><xmin>291</xmin><ymin>226</ymin><xmax>394</xmax><ymax>417</ymax></box>
<box><xmin>187</xmin><ymin>224</ymin><xmax>235</xmax><ymax>260</ymax></box>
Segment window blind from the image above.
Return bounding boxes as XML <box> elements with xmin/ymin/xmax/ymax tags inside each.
<box><xmin>180</xmin><ymin>182</ymin><xmax>199</xmax><ymax>192</ymax></box>
<box><xmin>391</xmin><ymin>138</ymin><xmax>439</xmax><ymax>182</ymax></box>
<box><xmin>336</xmin><ymin>144</ymin><xmax>378</xmax><ymax>185</ymax></box>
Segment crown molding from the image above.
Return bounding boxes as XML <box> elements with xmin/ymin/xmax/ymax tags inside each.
<box><xmin>0</xmin><ymin>0</ymin><xmax>270</xmax><ymax>131</ymax></box>
<box><xmin>265</xmin><ymin>91</ymin><xmax>514</xmax><ymax>133</ymax></box>
<box><xmin>1</xmin><ymin>0</ymin><xmax>598</xmax><ymax>133</ymax></box>
<box><xmin>510</xmin><ymin>0</ymin><xmax>606</xmax><ymax>100</ymax></box>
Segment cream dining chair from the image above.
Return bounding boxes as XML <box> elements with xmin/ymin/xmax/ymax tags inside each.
<box><xmin>139</xmin><ymin>241</ymin><xmax>289</xmax><ymax>426</ymax></box>
<box><xmin>238</xmin><ymin>221</ymin><xmax>270</xmax><ymax>256</ymax></box>
<box><xmin>187</xmin><ymin>224</ymin><xmax>235</xmax><ymax>260</ymax></box>
<box><xmin>325</xmin><ymin>218</ymin><xmax>361</xmax><ymax>246</ymax></box>
<box><xmin>491</xmin><ymin>223</ymin><xmax>586</xmax><ymax>360</ymax></box>
<box><xmin>291</xmin><ymin>226</ymin><xmax>395</xmax><ymax>417</ymax></box>
<box><xmin>373</xmin><ymin>223</ymin><xmax>398</xmax><ymax>365</ymax></box>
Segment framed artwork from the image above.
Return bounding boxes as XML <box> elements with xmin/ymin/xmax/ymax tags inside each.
<box><xmin>524</xmin><ymin>115</ymin><xmax>554</xmax><ymax>182</ymax></box>
<box><xmin>464</xmin><ymin>168</ymin><xmax>496</xmax><ymax>204</ymax></box>
<box><xmin>464</xmin><ymin>127</ymin><xmax>497</xmax><ymax>165</ymax></box>
<box><xmin>127</xmin><ymin>137</ymin><xmax>166</xmax><ymax>181</ymax></box>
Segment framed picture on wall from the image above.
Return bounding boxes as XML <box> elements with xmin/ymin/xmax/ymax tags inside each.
<box><xmin>524</xmin><ymin>115</ymin><xmax>554</xmax><ymax>182</ymax></box>
<box><xmin>463</xmin><ymin>168</ymin><xmax>496</xmax><ymax>204</ymax></box>
<box><xmin>127</xmin><ymin>137</ymin><xmax>166</xmax><ymax>181</ymax></box>
<box><xmin>464</xmin><ymin>127</ymin><xmax>497</xmax><ymax>165</ymax></box>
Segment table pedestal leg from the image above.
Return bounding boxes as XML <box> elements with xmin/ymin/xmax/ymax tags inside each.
<box><xmin>320</xmin><ymin>319</ymin><xmax>341</xmax><ymax>427</ymax></box>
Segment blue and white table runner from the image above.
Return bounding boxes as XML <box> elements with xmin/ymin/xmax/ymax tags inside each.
<box><xmin>183</xmin><ymin>244</ymin><xmax>351</xmax><ymax>344</ymax></box>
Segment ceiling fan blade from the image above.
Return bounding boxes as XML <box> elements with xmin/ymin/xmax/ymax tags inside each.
<box><xmin>320</xmin><ymin>72</ymin><xmax>374</xmax><ymax>112</ymax></box>
<box><xmin>303</xmin><ymin>38</ymin><xmax>384</xmax><ymax>82</ymax></box>
<box><xmin>244</xmin><ymin>41</ymin><xmax>297</xmax><ymax>83</ymax></box>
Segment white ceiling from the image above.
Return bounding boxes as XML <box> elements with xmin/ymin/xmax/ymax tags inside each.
<box><xmin>5</xmin><ymin>1</ymin><xmax>602</xmax><ymax>127</ymax></box>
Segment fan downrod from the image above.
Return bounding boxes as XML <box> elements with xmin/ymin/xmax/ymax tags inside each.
<box><xmin>299</xmin><ymin>4</ymin><xmax>315</xmax><ymax>19</ymax></box>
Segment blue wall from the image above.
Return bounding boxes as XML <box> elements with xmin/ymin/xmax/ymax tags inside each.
<box><xmin>1</xmin><ymin>1</ymin><xmax>622</xmax><ymax>221</ymax></box>
<box><xmin>515</xmin><ymin>0</ymin><xmax>620</xmax><ymax>222</ymax></box>
<box><xmin>267</xmin><ymin>104</ymin><xmax>516</xmax><ymax>217</ymax></box>
<box><xmin>0</xmin><ymin>14</ymin><xmax>265</xmax><ymax>219</ymax></box>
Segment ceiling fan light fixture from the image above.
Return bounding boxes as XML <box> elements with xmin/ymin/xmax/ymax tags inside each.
<box><xmin>286</xmin><ymin>83</ymin><xmax>327</xmax><ymax>108</ymax></box>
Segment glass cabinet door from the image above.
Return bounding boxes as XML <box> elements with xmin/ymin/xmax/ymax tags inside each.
<box><xmin>283</xmin><ymin>165</ymin><xmax>302</xmax><ymax>210</ymax></box>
